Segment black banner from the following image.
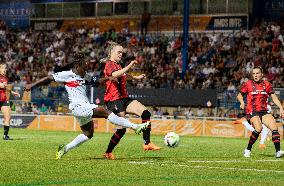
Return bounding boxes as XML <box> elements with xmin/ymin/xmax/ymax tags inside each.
<box><xmin>91</xmin><ymin>88</ymin><xmax>217</xmax><ymax>107</ymax></box>
<box><xmin>263</xmin><ymin>0</ymin><xmax>284</xmax><ymax>20</ymax></box>
<box><xmin>206</xmin><ymin>16</ymin><xmax>247</xmax><ymax>30</ymax></box>
<box><xmin>0</xmin><ymin>1</ymin><xmax>33</xmax><ymax>29</ymax></box>
<box><xmin>0</xmin><ymin>115</ymin><xmax>37</xmax><ymax>128</ymax></box>
<box><xmin>30</xmin><ymin>20</ymin><xmax>63</xmax><ymax>31</ymax></box>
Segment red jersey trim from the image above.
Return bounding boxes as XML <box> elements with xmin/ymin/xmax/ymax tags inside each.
<box><xmin>64</xmin><ymin>81</ymin><xmax>82</xmax><ymax>87</ymax></box>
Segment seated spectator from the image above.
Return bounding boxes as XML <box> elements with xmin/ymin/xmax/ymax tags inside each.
<box><xmin>196</xmin><ymin>106</ymin><xmax>204</xmax><ymax>117</ymax></box>
<box><xmin>152</xmin><ymin>106</ymin><xmax>163</xmax><ymax>116</ymax></box>
<box><xmin>27</xmin><ymin>102</ymin><xmax>33</xmax><ymax>113</ymax></box>
<box><xmin>22</xmin><ymin>102</ymin><xmax>29</xmax><ymax>113</ymax></box>
<box><xmin>227</xmin><ymin>81</ymin><xmax>236</xmax><ymax>99</ymax></box>
<box><xmin>32</xmin><ymin>103</ymin><xmax>40</xmax><ymax>114</ymax></box>
<box><xmin>40</xmin><ymin>103</ymin><xmax>48</xmax><ymax>114</ymax></box>
<box><xmin>184</xmin><ymin>107</ymin><xmax>194</xmax><ymax>118</ymax></box>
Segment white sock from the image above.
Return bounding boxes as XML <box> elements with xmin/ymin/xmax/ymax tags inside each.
<box><xmin>242</xmin><ymin>120</ymin><xmax>255</xmax><ymax>132</ymax></box>
<box><xmin>107</xmin><ymin>113</ymin><xmax>137</xmax><ymax>130</ymax></box>
<box><xmin>260</xmin><ymin>124</ymin><xmax>270</xmax><ymax>145</ymax></box>
<box><xmin>65</xmin><ymin>134</ymin><xmax>89</xmax><ymax>153</ymax></box>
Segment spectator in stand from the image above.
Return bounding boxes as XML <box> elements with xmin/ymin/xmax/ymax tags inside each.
<box><xmin>184</xmin><ymin>107</ymin><xmax>194</xmax><ymax>118</ymax></box>
<box><xmin>152</xmin><ymin>106</ymin><xmax>163</xmax><ymax>116</ymax></box>
<box><xmin>27</xmin><ymin>102</ymin><xmax>33</xmax><ymax>113</ymax></box>
<box><xmin>32</xmin><ymin>103</ymin><xmax>39</xmax><ymax>114</ymax></box>
<box><xmin>0</xmin><ymin>19</ymin><xmax>284</xmax><ymax>116</ymax></box>
<box><xmin>40</xmin><ymin>103</ymin><xmax>48</xmax><ymax>114</ymax></box>
<box><xmin>22</xmin><ymin>102</ymin><xmax>29</xmax><ymax>113</ymax></box>
<box><xmin>197</xmin><ymin>106</ymin><xmax>205</xmax><ymax>117</ymax></box>
<box><xmin>227</xmin><ymin>81</ymin><xmax>236</xmax><ymax>99</ymax></box>
<box><xmin>141</xmin><ymin>10</ymin><xmax>151</xmax><ymax>35</ymax></box>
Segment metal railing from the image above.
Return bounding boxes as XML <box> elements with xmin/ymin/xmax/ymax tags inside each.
<box><xmin>31</xmin><ymin>0</ymin><xmax>249</xmax><ymax>18</ymax></box>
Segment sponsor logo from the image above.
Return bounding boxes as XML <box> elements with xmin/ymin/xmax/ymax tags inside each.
<box><xmin>0</xmin><ymin>115</ymin><xmax>36</xmax><ymax>128</ymax></box>
<box><xmin>44</xmin><ymin>117</ymin><xmax>55</xmax><ymax>122</ymax></box>
<box><xmin>182</xmin><ymin>122</ymin><xmax>196</xmax><ymax>134</ymax></box>
<box><xmin>211</xmin><ymin>124</ymin><xmax>235</xmax><ymax>136</ymax></box>
<box><xmin>0</xmin><ymin>118</ymin><xmax>22</xmax><ymax>126</ymax></box>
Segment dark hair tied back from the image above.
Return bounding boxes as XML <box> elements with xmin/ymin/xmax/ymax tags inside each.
<box><xmin>74</xmin><ymin>53</ymin><xmax>85</xmax><ymax>60</ymax></box>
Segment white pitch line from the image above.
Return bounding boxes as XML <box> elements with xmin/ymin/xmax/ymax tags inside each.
<box><xmin>186</xmin><ymin>159</ymin><xmax>283</xmax><ymax>163</ymax></box>
<box><xmin>178</xmin><ymin>165</ymin><xmax>284</xmax><ymax>173</ymax></box>
<box><xmin>128</xmin><ymin>161</ymin><xmax>154</xmax><ymax>165</ymax></box>
<box><xmin>128</xmin><ymin>161</ymin><xmax>284</xmax><ymax>174</ymax></box>
<box><xmin>255</xmin><ymin>159</ymin><xmax>283</xmax><ymax>162</ymax></box>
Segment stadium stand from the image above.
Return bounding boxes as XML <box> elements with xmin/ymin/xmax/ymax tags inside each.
<box><xmin>1</xmin><ymin>20</ymin><xmax>284</xmax><ymax>111</ymax></box>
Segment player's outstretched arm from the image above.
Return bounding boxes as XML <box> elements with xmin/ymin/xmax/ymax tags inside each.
<box><xmin>131</xmin><ymin>74</ymin><xmax>146</xmax><ymax>80</ymax></box>
<box><xmin>271</xmin><ymin>93</ymin><xmax>284</xmax><ymax>117</ymax></box>
<box><xmin>24</xmin><ymin>75</ymin><xmax>54</xmax><ymax>91</ymax></box>
<box><xmin>112</xmin><ymin>60</ymin><xmax>138</xmax><ymax>78</ymax></box>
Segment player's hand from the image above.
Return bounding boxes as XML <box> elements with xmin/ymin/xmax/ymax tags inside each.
<box><xmin>136</xmin><ymin>74</ymin><xmax>146</xmax><ymax>79</ymax></box>
<box><xmin>12</xmin><ymin>91</ymin><xmax>21</xmax><ymax>98</ymax></box>
<box><xmin>240</xmin><ymin>102</ymin><xmax>245</xmax><ymax>110</ymax></box>
<box><xmin>24</xmin><ymin>84</ymin><xmax>32</xmax><ymax>91</ymax></box>
<box><xmin>130</xmin><ymin>60</ymin><xmax>138</xmax><ymax>66</ymax></box>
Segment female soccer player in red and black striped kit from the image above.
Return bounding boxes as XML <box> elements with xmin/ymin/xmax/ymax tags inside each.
<box><xmin>237</xmin><ymin>66</ymin><xmax>284</xmax><ymax>158</ymax></box>
<box><xmin>0</xmin><ymin>61</ymin><xmax>20</xmax><ymax>140</ymax></box>
<box><xmin>102</xmin><ymin>42</ymin><xmax>160</xmax><ymax>160</ymax></box>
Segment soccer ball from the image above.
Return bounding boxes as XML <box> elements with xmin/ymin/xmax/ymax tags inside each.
<box><xmin>164</xmin><ymin>132</ymin><xmax>180</xmax><ymax>147</ymax></box>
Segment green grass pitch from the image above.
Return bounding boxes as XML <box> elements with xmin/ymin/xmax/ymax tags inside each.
<box><xmin>0</xmin><ymin>129</ymin><xmax>284</xmax><ymax>186</ymax></box>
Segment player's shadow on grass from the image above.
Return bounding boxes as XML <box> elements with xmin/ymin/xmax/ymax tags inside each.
<box><xmin>7</xmin><ymin>137</ymin><xmax>33</xmax><ymax>141</ymax></box>
<box><xmin>259</xmin><ymin>153</ymin><xmax>275</xmax><ymax>158</ymax></box>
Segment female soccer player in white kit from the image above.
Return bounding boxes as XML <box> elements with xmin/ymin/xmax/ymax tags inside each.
<box><xmin>24</xmin><ymin>53</ymin><xmax>150</xmax><ymax>159</ymax></box>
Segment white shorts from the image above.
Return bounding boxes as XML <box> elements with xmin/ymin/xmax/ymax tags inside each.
<box><xmin>71</xmin><ymin>102</ymin><xmax>98</xmax><ymax>126</ymax></box>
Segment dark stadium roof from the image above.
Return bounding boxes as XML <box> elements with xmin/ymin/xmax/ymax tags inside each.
<box><xmin>30</xmin><ymin>0</ymin><xmax>113</xmax><ymax>3</ymax></box>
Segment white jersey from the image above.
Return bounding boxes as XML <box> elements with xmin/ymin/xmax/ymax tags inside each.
<box><xmin>267</xmin><ymin>104</ymin><xmax>272</xmax><ymax>113</ymax></box>
<box><xmin>52</xmin><ymin>70</ymin><xmax>98</xmax><ymax>126</ymax></box>
<box><xmin>52</xmin><ymin>70</ymin><xmax>89</xmax><ymax>108</ymax></box>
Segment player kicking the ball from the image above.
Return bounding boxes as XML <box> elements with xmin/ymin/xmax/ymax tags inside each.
<box><xmin>24</xmin><ymin>53</ymin><xmax>150</xmax><ymax>159</ymax></box>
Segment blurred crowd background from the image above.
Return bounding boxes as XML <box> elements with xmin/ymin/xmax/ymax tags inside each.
<box><xmin>1</xmin><ymin>0</ymin><xmax>284</xmax><ymax>118</ymax></box>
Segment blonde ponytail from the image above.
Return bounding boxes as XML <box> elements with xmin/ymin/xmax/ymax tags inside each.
<box><xmin>100</xmin><ymin>41</ymin><xmax>119</xmax><ymax>63</ymax></box>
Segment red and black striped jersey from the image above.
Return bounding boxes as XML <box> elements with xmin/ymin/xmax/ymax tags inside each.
<box><xmin>240</xmin><ymin>80</ymin><xmax>274</xmax><ymax>114</ymax></box>
<box><xmin>104</xmin><ymin>60</ymin><xmax>128</xmax><ymax>102</ymax></box>
<box><xmin>0</xmin><ymin>74</ymin><xmax>8</xmax><ymax>102</ymax></box>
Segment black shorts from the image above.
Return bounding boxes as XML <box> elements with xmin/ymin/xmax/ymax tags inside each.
<box><xmin>246</xmin><ymin>111</ymin><xmax>268</xmax><ymax>121</ymax></box>
<box><xmin>0</xmin><ymin>101</ymin><xmax>9</xmax><ymax>109</ymax></box>
<box><xmin>105</xmin><ymin>97</ymin><xmax>134</xmax><ymax>114</ymax></box>
<box><xmin>237</xmin><ymin>112</ymin><xmax>246</xmax><ymax>119</ymax></box>
<box><xmin>80</xmin><ymin>121</ymin><xmax>94</xmax><ymax>133</ymax></box>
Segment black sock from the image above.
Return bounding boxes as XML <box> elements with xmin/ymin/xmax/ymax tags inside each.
<box><xmin>141</xmin><ymin>110</ymin><xmax>151</xmax><ymax>145</ymax></box>
<box><xmin>247</xmin><ymin>131</ymin><xmax>260</xmax><ymax>150</ymax></box>
<box><xmin>106</xmin><ymin>128</ymin><xmax>126</xmax><ymax>153</ymax></box>
<box><xmin>272</xmin><ymin>130</ymin><xmax>281</xmax><ymax>152</ymax></box>
<box><xmin>4</xmin><ymin>125</ymin><xmax>9</xmax><ymax>136</ymax></box>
